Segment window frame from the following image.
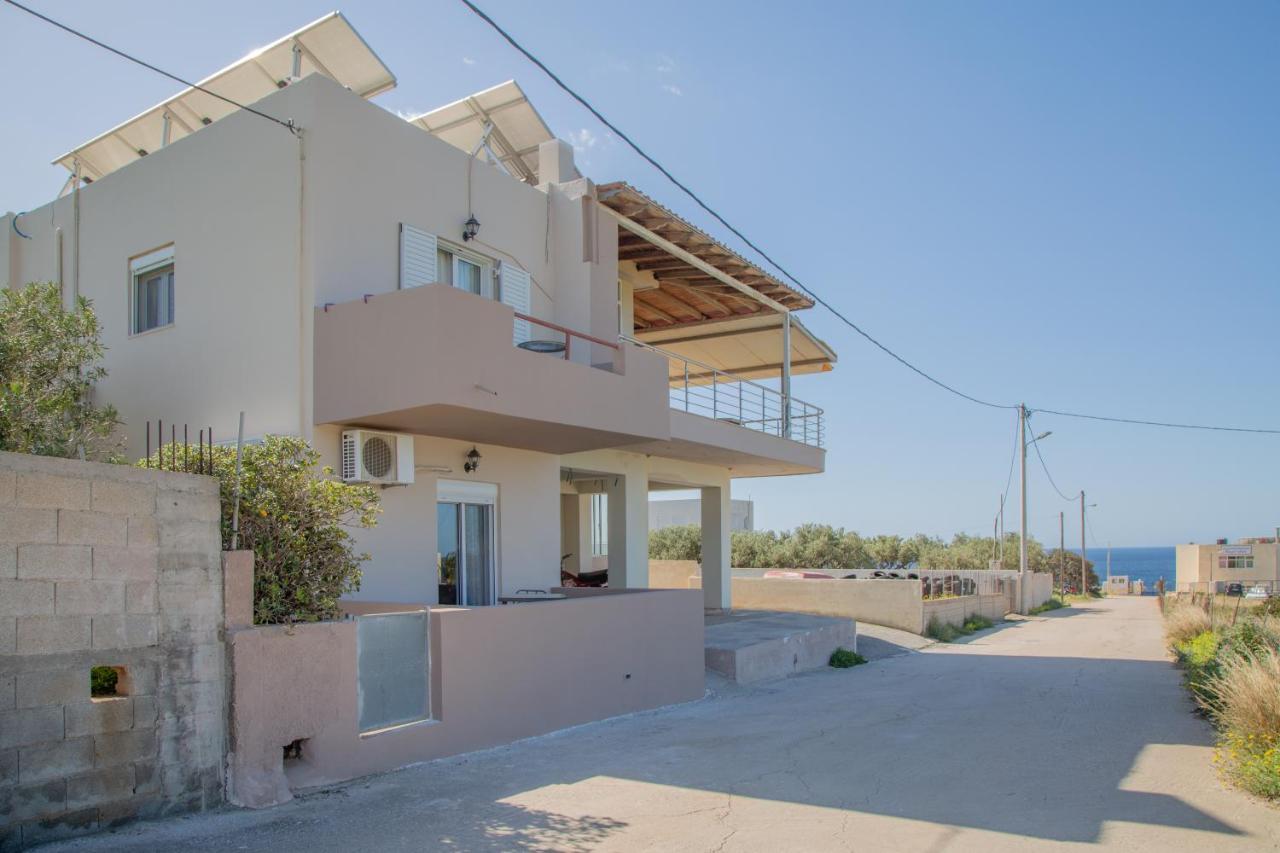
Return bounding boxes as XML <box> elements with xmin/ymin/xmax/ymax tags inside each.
<box><xmin>436</xmin><ymin>241</ymin><xmax>495</xmax><ymax>300</ymax></box>
<box><xmin>128</xmin><ymin>245</ymin><xmax>176</xmax><ymax>336</ymax></box>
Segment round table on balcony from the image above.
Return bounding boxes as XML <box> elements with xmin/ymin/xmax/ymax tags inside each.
<box><xmin>517</xmin><ymin>340</ymin><xmax>566</xmax><ymax>354</ymax></box>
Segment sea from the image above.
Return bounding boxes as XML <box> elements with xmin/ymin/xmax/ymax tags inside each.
<box><xmin>1071</xmin><ymin>545</ymin><xmax>1175</xmax><ymax>594</ymax></box>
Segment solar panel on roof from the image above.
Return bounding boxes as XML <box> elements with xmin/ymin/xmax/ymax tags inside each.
<box><xmin>406</xmin><ymin>80</ymin><xmax>557</xmax><ymax>184</ymax></box>
<box><xmin>53</xmin><ymin>12</ymin><xmax>395</xmax><ymax>185</ymax></box>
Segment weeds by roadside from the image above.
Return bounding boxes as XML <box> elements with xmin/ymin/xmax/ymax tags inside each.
<box><xmin>829</xmin><ymin>647</ymin><xmax>867</xmax><ymax>668</ymax></box>
<box><xmin>1029</xmin><ymin>597</ymin><xmax>1065</xmax><ymax>615</ymax></box>
<box><xmin>1165</xmin><ymin>598</ymin><xmax>1280</xmax><ymax>800</ymax></box>
<box><xmin>925</xmin><ymin>614</ymin><xmax>996</xmax><ymax>643</ymax></box>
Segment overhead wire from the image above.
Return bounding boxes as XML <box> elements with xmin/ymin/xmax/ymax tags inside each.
<box><xmin>458</xmin><ymin>0</ymin><xmax>1280</xmax><ymax>435</ymax></box>
<box><xmin>457</xmin><ymin>0</ymin><xmax>1017</xmax><ymax>413</ymax></box>
<box><xmin>12</xmin><ymin>0</ymin><xmax>1278</xmax><ymax>436</ymax></box>
<box><xmin>1030</xmin><ymin>434</ymin><xmax>1078</xmax><ymax>503</ymax></box>
<box><xmin>2</xmin><ymin>0</ymin><xmax>298</xmax><ymax>135</ymax></box>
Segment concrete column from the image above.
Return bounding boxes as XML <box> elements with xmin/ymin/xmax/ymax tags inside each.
<box><xmin>606</xmin><ymin>469</ymin><xmax>649</xmax><ymax>589</ymax></box>
<box><xmin>559</xmin><ymin>493</ymin><xmax>594</xmax><ymax>576</ymax></box>
<box><xmin>701</xmin><ymin>485</ymin><xmax>732</xmax><ymax>610</ymax></box>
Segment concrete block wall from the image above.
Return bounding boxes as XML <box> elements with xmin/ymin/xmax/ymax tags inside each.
<box><xmin>0</xmin><ymin>452</ymin><xmax>226</xmax><ymax>850</ymax></box>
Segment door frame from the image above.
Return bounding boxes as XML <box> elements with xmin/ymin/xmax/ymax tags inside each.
<box><xmin>438</xmin><ymin>480</ymin><xmax>498</xmax><ymax>606</ymax></box>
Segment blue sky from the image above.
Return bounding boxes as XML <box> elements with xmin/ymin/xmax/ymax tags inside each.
<box><xmin>3</xmin><ymin>1</ymin><xmax>1277</xmax><ymax>546</ymax></box>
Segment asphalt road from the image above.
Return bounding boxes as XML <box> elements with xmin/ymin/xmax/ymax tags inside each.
<box><xmin>41</xmin><ymin>597</ymin><xmax>1280</xmax><ymax>852</ymax></box>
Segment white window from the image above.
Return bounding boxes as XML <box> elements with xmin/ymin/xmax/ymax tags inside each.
<box><xmin>436</xmin><ymin>243</ymin><xmax>494</xmax><ymax>299</ymax></box>
<box><xmin>130</xmin><ymin>247</ymin><xmax>175</xmax><ymax>334</ymax></box>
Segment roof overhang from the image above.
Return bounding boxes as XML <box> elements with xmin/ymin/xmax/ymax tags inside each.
<box><xmin>54</xmin><ymin>12</ymin><xmax>395</xmax><ymax>185</ymax></box>
<box><xmin>637</xmin><ymin>313</ymin><xmax>836</xmax><ymax>382</ymax></box>
<box><xmin>406</xmin><ymin>80</ymin><xmax>555</xmax><ymax>184</ymax></box>
<box><xmin>598</xmin><ymin>182</ymin><xmax>813</xmax><ymax>335</ymax></box>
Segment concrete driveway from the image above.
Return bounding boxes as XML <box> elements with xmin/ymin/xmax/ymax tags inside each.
<box><xmin>40</xmin><ymin>598</ymin><xmax>1279</xmax><ymax>852</ymax></box>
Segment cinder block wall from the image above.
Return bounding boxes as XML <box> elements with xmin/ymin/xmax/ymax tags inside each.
<box><xmin>0</xmin><ymin>451</ymin><xmax>226</xmax><ymax>849</ymax></box>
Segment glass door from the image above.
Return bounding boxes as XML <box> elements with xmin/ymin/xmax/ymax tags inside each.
<box><xmin>437</xmin><ymin>501</ymin><xmax>495</xmax><ymax>606</ymax></box>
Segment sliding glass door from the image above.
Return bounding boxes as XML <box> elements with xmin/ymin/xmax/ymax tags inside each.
<box><xmin>437</xmin><ymin>490</ymin><xmax>495</xmax><ymax>606</ymax></box>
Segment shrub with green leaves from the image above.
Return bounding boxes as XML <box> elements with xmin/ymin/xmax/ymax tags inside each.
<box><xmin>0</xmin><ymin>282</ymin><xmax>120</xmax><ymax>460</ymax></box>
<box><xmin>648</xmin><ymin>524</ymin><xmax>702</xmax><ymax>561</ymax></box>
<box><xmin>143</xmin><ymin>435</ymin><xmax>379</xmax><ymax>624</ymax></box>
<box><xmin>962</xmin><ymin>614</ymin><xmax>994</xmax><ymax>633</ymax></box>
<box><xmin>829</xmin><ymin>647</ymin><xmax>867</xmax><ymax>668</ymax></box>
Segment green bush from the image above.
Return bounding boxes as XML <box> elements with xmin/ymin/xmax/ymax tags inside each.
<box><xmin>829</xmin><ymin>647</ymin><xmax>867</xmax><ymax>668</ymax></box>
<box><xmin>0</xmin><ymin>283</ymin><xmax>121</xmax><ymax>460</ymax></box>
<box><xmin>90</xmin><ymin>666</ymin><xmax>119</xmax><ymax>697</ymax></box>
<box><xmin>648</xmin><ymin>524</ymin><xmax>702</xmax><ymax>561</ymax></box>
<box><xmin>925</xmin><ymin>617</ymin><xmax>963</xmax><ymax>643</ymax></box>
<box><xmin>143</xmin><ymin>435</ymin><xmax>379</xmax><ymax>624</ymax></box>
<box><xmin>1029</xmin><ymin>597</ymin><xmax>1065</xmax><ymax>615</ymax></box>
<box><xmin>962</xmin><ymin>614</ymin><xmax>994</xmax><ymax>633</ymax></box>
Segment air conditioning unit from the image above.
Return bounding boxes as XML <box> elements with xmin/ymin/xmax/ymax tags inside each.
<box><xmin>341</xmin><ymin>430</ymin><xmax>414</xmax><ymax>486</ymax></box>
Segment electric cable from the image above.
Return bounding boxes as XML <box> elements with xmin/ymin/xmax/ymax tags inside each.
<box><xmin>459</xmin><ymin>0</ymin><xmax>1280</xmax><ymax>435</ymax></box>
<box><xmin>2</xmin><ymin>0</ymin><xmax>297</xmax><ymax>135</ymax></box>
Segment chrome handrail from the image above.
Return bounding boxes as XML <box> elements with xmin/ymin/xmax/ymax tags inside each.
<box><xmin>621</xmin><ymin>335</ymin><xmax>825</xmax><ymax>448</ymax></box>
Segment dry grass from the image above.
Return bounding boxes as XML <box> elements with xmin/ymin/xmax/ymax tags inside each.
<box><xmin>1205</xmin><ymin>648</ymin><xmax>1280</xmax><ymax>799</ymax></box>
<box><xmin>1203</xmin><ymin>648</ymin><xmax>1280</xmax><ymax>736</ymax></box>
<box><xmin>1164</xmin><ymin>602</ymin><xmax>1212</xmax><ymax>647</ymax></box>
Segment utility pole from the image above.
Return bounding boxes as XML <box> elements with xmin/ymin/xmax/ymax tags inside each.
<box><xmin>1059</xmin><ymin>511</ymin><xmax>1065</xmax><ymax>597</ymax></box>
<box><xmin>1019</xmin><ymin>403</ymin><xmax>1028</xmax><ymax>613</ymax></box>
<box><xmin>1080</xmin><ymin>491</ymin><xmax>1087</xmax><ymax>597</ymax></box>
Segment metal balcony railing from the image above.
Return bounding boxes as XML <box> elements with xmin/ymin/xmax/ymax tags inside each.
<box><xmin>622</xmin><ymin>337</ymin><xmax>825</xmax><ymax>448</ymax></box>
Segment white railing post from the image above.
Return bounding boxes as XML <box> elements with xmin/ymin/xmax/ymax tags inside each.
<box><xmin>781</xmin><ymin>312</ymin><xmax>792</xmax><ymax>439</ymax></box>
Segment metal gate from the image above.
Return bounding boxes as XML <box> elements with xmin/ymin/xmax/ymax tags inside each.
<box><xmin>356</xmin><ymin>610</ymin><xmax>429</xmax><ymax>731</ymax></box>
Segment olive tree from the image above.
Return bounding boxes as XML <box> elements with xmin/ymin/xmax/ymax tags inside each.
<box><xmin>0</xmin><ymin>283</ymin><xmax>120</xmax><ymax>459</ymax></box>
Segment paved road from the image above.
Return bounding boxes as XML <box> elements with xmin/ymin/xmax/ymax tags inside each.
<box><xmin>43</xmin><ymin>598</ymin><xmax>1279</xmax><ymax>852</ymax></box>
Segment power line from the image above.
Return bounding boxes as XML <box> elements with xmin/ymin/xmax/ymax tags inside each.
<box><xmin>460</xmin><ymin>1</ymin><xmax>1280</xmax><ymax>436</ymax></box>
<box><xmin>1030</xmin><ymin>433</ymin><xmax>1078</xmax><ymax>503</ymax></box>
<box><xmin>1033</xmin><ymin>407</ymin><xmax>1280</xmax><ymax>436</ymax></box>
<box><xmin>2</xmin><ymin>0</ymin><xmax>297</xmax><ymax>135</ymax></box>
<box><xmin>457</xmin><ymin>0</ymin><xmax>1016</xmax><ymax>413</ymax></box>
<box><xmin>999</xmin><ymin>411</ymin><xmax>1019</xmax><ymax>510</ymax></box>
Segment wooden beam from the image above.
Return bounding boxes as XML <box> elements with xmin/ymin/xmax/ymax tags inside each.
<box><xmin>658</xmin><ymin>282</ymin><xmax>734</xmax><ymax>319</ymax></box>
<box><xmin>600</xmin><ymin>206</ymin><xmax>790</xmax><ymax>314</ymax></box>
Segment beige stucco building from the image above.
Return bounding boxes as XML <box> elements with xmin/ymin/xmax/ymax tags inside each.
<box><xmin>1175</xmin><ymin>538</ymin><xmax>1280</xmax><ymax>593</ymax></box>
<box><xmin>2</xmin><ymin>14</ymin><xmax>835</xmax><ymax>611</ymax></box>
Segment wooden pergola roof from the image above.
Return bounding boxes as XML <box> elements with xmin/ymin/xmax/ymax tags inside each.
<box><xmin>597</xmin><ymin>182</ymin><xmax>813</xmax><ymax>332</ymax></box>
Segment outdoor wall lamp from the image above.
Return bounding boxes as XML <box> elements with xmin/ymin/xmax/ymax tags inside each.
<box><xmin>463</xmin><ymin>447</ymin><xmax>482</xmax><ymax>474</ymax></box>
<box><xmin>462</xmin><ymin>215</ymin><xmax>480</xmax><ymax>242</ymax></box>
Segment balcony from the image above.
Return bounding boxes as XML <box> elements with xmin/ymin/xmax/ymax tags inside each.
<box><xmin>313</xmin><ymin>285</ymin><xmax>672</xmax><ymax>453</ymax></box>
<box><xmin>619</xmin><ymin>338</ymin><xmax>827</xmax><ymax>477</ymax></box>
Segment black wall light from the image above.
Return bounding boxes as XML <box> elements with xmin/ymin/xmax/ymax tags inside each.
<box><xmin>462</xmin><ymin>215</ymin><xmax>480</xmax><ymax>242</ymax></box>
<box><xmin>464</xmin><ymin>447</ymin><xmax>482</xmax><ymax>473</ymax></box>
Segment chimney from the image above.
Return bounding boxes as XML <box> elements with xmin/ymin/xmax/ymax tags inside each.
<box><xmin>538</xmin><ymin>139</ymin><xmax>578</xmax><ymax>185</ymax></box>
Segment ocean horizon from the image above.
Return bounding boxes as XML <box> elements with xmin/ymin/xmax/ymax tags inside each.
<box><xmin>1069</xmin><ymin>545</ymin><xmax>1175</xmax><ymax>593</ymax></box>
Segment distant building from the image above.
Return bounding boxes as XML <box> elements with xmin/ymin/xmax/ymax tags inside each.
<box><xmin>1175</xmin><ymin>537</ymin><xmax>1279</xmax><ymax>593</ymax></box>
<box><xmin>650</xmin><ymin>498</ymin><xmax>754</xmax><ymax>532</ymax></box>
<box><xmin>1105</xmin><ymin>575</ymin><xmax>1144</xmax><ymax>596</ymax></box>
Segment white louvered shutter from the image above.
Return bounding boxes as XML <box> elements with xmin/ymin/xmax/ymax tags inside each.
<box><xmin>499</xmin><ymin>262</ymin><xmax>532</xmax><ymax>345</ymax></box>
<box><xmin>399</xmin><ymin>224</ymin><xmax>437</xmax><ymax>289</ymax></box>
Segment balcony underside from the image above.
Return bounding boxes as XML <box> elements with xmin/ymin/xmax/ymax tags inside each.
<box><xmin>333</xmin><ymin>404</ymin><xmax>668</xmax><ymax>456</ymax></box>
<box><xmin>621</xmin><ymin>411</ymin><xmax>825</xmax><ymax>477</ymax></box>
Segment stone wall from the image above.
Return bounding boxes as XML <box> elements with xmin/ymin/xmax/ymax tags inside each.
<box><xmin>0</xmin><ymin>452</ymin><xmax>225</xmax><ymax>849</ymax></box>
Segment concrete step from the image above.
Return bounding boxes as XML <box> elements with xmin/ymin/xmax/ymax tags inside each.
<box><xmin>703</xmin><ymin>610</ymin><xmax>856</xmax><ymax>684</ymax></box>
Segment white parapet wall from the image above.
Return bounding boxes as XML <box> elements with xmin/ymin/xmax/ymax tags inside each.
<box><xmin>648</xmin><ymin>561</ymin><xmax>1053</xmax><ymax>634</ymax></box>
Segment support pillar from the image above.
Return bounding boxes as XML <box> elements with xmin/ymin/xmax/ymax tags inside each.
<box><xmin>606</xmin><ymin>470</ymin><xmax>649</xmax><ymax>589</ymax></box>
<box><xmin>559</xmin><ymin>493</ymin><xmax>593</xmax><ymax>576</ymax></box>
<box><xmin>701</xmin><ymin>485</ymin><xmax>732</xmax><ymax>610</ymax></box>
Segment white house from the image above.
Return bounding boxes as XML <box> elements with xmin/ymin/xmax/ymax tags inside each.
<box><xmin>2</xmin><ymin>13</ymin><xmax>836</xmax><ymax>612</ymax></box>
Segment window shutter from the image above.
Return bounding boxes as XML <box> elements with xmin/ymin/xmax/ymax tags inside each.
<box><xmin>399</xmin><ymin>224</ymin><xmax>437</xmax><ymax>289</ymax></box>
<box><xmin>499</xmin><ymin>262</ymin><xmax>532</xmax><ymax>344</ymax></box>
